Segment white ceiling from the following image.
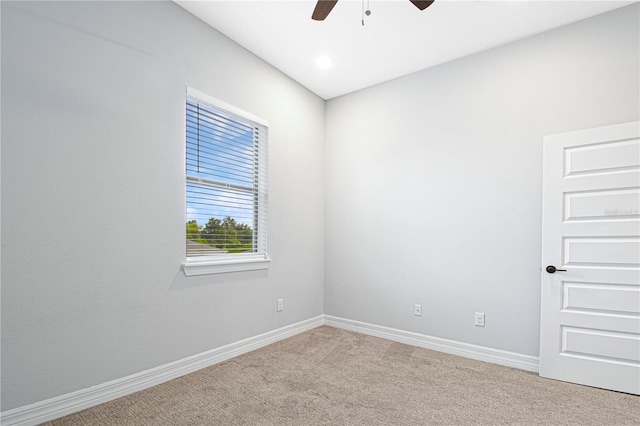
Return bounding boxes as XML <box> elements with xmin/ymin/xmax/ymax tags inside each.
<box><xmin>174</xmin><ymin>0</ymin><xmax>635</xmax><ymax>100</ymax></box>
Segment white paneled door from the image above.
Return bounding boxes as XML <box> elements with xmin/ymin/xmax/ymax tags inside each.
<box><xmin>540</xmin><ymin>121</ymin><xmax>640</xmax><ymax>395</ymax></box>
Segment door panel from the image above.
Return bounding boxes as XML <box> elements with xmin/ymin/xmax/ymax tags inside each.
<box><xmin>564</xmin><ymin>188</ymin><xmax>639</xmax><ymax>221</ymax></box>
<box><xmin>565</xmin><ymin>139</ymin><xmax>640</xmax><ymax>175</ymax></box>
<box><xmin>562</xmin><ymin>327</ymin><xmax>639</xmax><ymax>361</ymax></box>
<box><xmin>563</xmin><ymin>282</ymin><xmax>640</xmax><ymax>314</ymax></box>
<box><xmin>540</xmin><ymin>121</ymin><xmax>640</xmax><ymax>395</ymax></box>
<box><xmin>564</xmin><ymin>237</ymin><xmax>639</xmax><ymax>266</ymax></box>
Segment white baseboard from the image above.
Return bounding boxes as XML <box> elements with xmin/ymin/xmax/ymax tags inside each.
<box><xmin>1</xmin><ymin>314</ymin><xmax>538</xmax><ymax>426</ymax></box>
<box><xmin>324</xmin><ymin>315</ymin><xmax>540</xmax><ymax>373</ymax></box>
<box><xmin>0</xmin><ymin>316</ymin><xmax>324</xmax><ymax>426</ymax></box>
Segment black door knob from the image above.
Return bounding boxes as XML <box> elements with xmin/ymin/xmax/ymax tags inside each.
<box><xmin>546</xmin><ymin>265</ymin><xmax>567</xmax><ymax>274</ymax></box>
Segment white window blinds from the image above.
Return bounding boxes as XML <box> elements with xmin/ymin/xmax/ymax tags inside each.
<box><xmin>185</xmin><ymin>89</ymin><xmax>268</xmax><ymax>266</ymax></box>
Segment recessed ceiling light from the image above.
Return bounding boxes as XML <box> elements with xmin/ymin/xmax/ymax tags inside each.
<box><xmin>316</xmin><ymin>55</ymin><xmax>333</xmax><ymax>69</ymax></box>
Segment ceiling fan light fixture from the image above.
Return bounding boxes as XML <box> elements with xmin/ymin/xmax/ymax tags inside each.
<box><xmin>316</xmin><ymin>55</ymin><xmax>334</xmax><ymax>69</ymax></box>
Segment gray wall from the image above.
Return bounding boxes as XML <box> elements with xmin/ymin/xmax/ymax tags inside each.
<box><xmin>324</xmin><ymin>4</ymin><xmax>639</xmax><ymax>357</ymax></box>
<box><xmin>1</xmin><ymin>1</ymin><xmax>325</xmax><ymax>411</ymax></box>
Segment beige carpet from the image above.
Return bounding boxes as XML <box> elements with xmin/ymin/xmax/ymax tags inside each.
<box><xmin>45</xmin><ymin>326</ymin><xmax>640</xmax><ymax>425</ymax></box>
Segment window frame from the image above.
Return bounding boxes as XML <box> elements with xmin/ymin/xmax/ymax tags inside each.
<box><xmin>182</xmin><ymin>87</ymin><xmax>270</xmax><ymax>276</ymax></box>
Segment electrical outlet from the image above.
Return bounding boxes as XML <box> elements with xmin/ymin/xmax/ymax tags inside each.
<box><xmin>414</xmin><ymin>304</ymin><xmax>422</xmax><ymax>316</ymax></box>
<box><xmin>277</xmin><ymin>299</ymin><xmax>284</xmax><ymax>312</ymax></box>
<box><xmin>475</xmin><ymin>312</ymin><xmax>485</xmax><ymax>327</ymax></box>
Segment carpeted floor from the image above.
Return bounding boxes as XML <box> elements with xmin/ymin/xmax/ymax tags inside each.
<box><xmin>44</xmin><ymin>326</ymin><xmax>640</xmax><ymax>425</ymax></box>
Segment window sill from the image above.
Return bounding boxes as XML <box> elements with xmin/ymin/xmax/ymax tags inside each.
<box><xmin>182</xmin><ymin>255</ymin><xmax>271</xmax><ymax>276</ymax></box>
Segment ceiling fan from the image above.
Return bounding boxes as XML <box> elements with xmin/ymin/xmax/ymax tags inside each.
<box><xmin>312</xmin><ymin>0</ymin><xmax>434</xmax><ymax>21</ymax></box>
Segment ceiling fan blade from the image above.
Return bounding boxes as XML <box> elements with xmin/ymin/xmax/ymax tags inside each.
<box><xmin>410</xmin><ymin>0</ymin><xmax>435</xmax><ymax>11</ymax></box>
<box><xmin>312</xmin><ymin>0</ymin><xmax>339</xmax><ymax>21</ymax></box>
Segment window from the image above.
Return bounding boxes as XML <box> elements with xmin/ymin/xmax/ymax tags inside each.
<box><xmin>182</xmin><ymin>88</ymin><xmax>269</xmax><ymax>276</ymax></box>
